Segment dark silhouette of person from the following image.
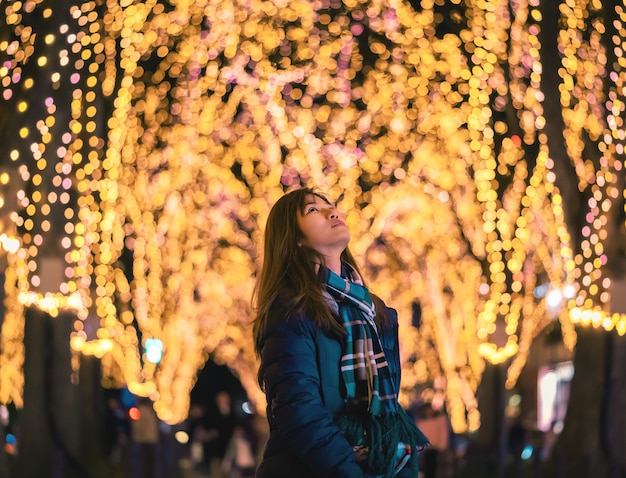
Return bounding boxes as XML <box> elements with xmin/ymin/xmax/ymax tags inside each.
<box><xmin>130</xmin><ymin>397</ymin><xmax>160</xmax><ymax>478</ymax></box>
<box><xmin>508</xmin><ymin>418</ymin><xmax>527</xmax><ymax>478</ymax></box>
<box><xmin>415</xmin><ymin>403</ymin><xmax>450</xmax><ymax>478</ymax></box>
<box><xmin>203</xmin><ymin>391</ymin><xmax>236</xmax><ymax>477</ymax></box>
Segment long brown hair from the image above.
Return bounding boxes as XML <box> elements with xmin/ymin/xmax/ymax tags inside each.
<box><xmin>252</xmin><ymin>188</ymin><xmax>367</xmax><ymax>354</ymax></box>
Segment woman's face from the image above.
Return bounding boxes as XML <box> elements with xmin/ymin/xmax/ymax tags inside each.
<box><xmin>297</xmin><ymin>194</ymin><xmax>350</xmax><ymax>259</ymax></box>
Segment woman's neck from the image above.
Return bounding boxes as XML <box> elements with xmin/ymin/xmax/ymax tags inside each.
<box><xmin>323</xmin><ymin>257</ymin><xmax>342</xmax><ymax>276</ymax></box>
<box><xmin>314</xmin><ymin>258</ymin><xmax>342</xmax><ymax>276</ymax></box>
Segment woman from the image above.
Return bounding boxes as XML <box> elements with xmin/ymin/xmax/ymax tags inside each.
<box><xmin>252</xmin><ymin>188</ymin><xmax>427</xmax><ymax>478</ymax></box>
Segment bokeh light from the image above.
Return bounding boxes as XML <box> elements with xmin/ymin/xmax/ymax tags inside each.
<box><xmin>0</xmin><ymin>0</ymin><xmax>624</xmax><ymax>433</ymax></box>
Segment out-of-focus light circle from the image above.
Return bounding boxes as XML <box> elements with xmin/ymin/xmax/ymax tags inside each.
<box><xmin>128</xmin><ymin>407</ymin><xmax>140</xmax><ymax>420</ymax></box>
<box><xmin>508</xmin><ymin>393</ymin><xmax>521</xmax><ymax>407</ymax></box>
<box><xmin>241</xmin><ymin>401</ymin><xmax>253</xmax><ymax>415</ymax></box>
<box><xmin>145</xmin><ymin>338</ymin><xmax>163</xmax><ymax>364</ymax></box>
<box><xmin>175</xmin><ymin>430</ymin><xmax>189</xmax><ymax>444</ymax></box>
<box><xmin>546</xmin><ymin>289</ymin><xmax>563</xmax><ymax>309</ymax></box>
<box><xmin>553</xmin><ymin>420</ymin><xmax>564</xmax><ymax>434</ymax></box>
<box><xmin>563</xmin><ymin>284</ymin><xmax>576</xmax><ymax>299</ymax></box>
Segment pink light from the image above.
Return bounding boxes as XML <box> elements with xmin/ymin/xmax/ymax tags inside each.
<box><xmin>350</xmin><ymin>24</ymin><xmax>364</xmax><ymax>36</ymax></box>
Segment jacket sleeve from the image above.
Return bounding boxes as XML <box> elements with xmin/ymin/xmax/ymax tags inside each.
<box><xmin>260</xmin><ymin>314</ymin><xmax>363</xmax><ymax>478</ymax></box>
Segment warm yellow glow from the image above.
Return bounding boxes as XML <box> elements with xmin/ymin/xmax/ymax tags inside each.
<box><xmin>0</xmin><ymin>0</ymin><xmax>624</xmax><ymax>435</ymax></box>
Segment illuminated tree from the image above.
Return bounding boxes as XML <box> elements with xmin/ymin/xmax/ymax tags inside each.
<box><xmin>537</xmin><ymin>2</ymin><xmax>626</xmax><ymax>476</ymax></box>
<box><xmin>0</xmin><ymin>3</ymin><xmax>625</xmax><ymax>474</ymax></box>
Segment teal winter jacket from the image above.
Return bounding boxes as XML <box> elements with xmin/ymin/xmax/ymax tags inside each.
<box><xmin>255</xmin><ymin>303</ymin><xmax>415</xmax><ymax>478</ymax></box>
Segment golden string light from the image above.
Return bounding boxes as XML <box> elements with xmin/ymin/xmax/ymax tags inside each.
<box><xmin>0</xmin><ymin>0</ymin><xmax>624</xmax><ymax>434</ymax></box>
<box><xmin>556</xmin><ymin>0</ymin><xmax>626</xmax><ymax>331</ymax></box>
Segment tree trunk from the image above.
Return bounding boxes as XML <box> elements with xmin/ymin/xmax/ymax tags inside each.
<box><xmin>16</xmin><ymin>309</ymin><xmax>84</xmax><ymax>478</ymax></box>
<box><xmin>472</xmin><ymin>362</ymin><xmax>507</xmax><ymax>477</ymax></box>
<box><xmin>78</xmin><ymin>355</ymin><xmax>113</xmax><ymax>477</ymax></box>
<box><xmin>0</xmin><ymin>272</ymin><xmax>11</xmax><ymax>478</ymax></box>
<box><xmin>547</xmin><ymin>327</ymin><xmax>626</xmax><ymax>478</ymax></box>
<box><xmin>16</xmin><ymin>308</ymin><xmax>56</xmax><ymax>477</ymax></box>
<box><xmin>604</xmin><ymin>333</ymin><xmax>626</xmax><ymax>477</ymax></box>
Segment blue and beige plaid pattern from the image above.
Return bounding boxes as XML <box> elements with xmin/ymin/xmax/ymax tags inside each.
<box><xmin>323</xmin><ymin>266</ymin><xmax>399</xmax><ymax>416</ymax></box>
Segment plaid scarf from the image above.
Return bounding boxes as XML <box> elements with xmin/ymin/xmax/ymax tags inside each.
<box><xmin>322</xmin><ymin>265</ymin><xmax>428</xmax><ymax>478</ymax></box>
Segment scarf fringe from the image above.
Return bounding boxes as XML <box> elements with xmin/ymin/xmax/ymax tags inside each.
<box><xmin>337</xmin><ymin>411</ymin><xmax>429</xmax><ymax>478</ymax></box>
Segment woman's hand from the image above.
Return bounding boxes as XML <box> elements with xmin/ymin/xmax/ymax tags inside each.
<box><xmin>352</xmin><ymin>445</ymin><xmax>369</xmax><ymax>463</ymax></box>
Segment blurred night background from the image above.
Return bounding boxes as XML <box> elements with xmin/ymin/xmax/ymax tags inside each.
<box><xmin>0</xmin><ymin>0</ymin><xmax>625</xmax><ymax>477</ymax></box>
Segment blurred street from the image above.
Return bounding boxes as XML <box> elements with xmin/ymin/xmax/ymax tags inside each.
<box><xmin>91</xmin><ymin>426</ymin><xmax>537</xmax><ymax>478</ymax></box>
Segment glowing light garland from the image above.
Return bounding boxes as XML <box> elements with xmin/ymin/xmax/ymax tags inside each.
<box><xmin>0</xmin><ymin>0</ymin><xmax>624</xmax><ymax>433</ymax></box>
<box><xmin>557</xmin><ymin>0</ymin><xmax>626</xmax><ymax>334</ymax></box>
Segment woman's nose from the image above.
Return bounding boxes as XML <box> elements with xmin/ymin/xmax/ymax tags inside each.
<box><xmin>329</xmin><ymin>209</ymin><xmax>339</xmax><ymax>219</ymax></box>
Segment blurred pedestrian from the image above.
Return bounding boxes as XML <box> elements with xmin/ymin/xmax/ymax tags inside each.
<box><xmin>415</xmin><ymin>403</ymin><xmax>449</xmax><ymax>478</ymax></box>
<box><xmin>508</xmin><ymin>417</ymin><xmax>526</xmax><ymax>478</ymax></box>
<box><xmin>221</xmin><ymin>425</ymin><xmax>256</xmax><ymax>477</ymax></box>
<box><xmin>188</xmin><ymin>403</ymin><xmax>207</xmax><ymax>468</ymax></box>
<box><xmin>103</xmin><ymin>395</ymin><xmax>128</xmax><ymax>465</ymax></box>
<box><xmin>203</xmin><ymin>391</ymin><xmax>236</xmax><ymax>477</ymax></box>
<box><xmin>130</xmin><ymin>397</ymin><xmax>160</xmax><ymax>478</ymax></box>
